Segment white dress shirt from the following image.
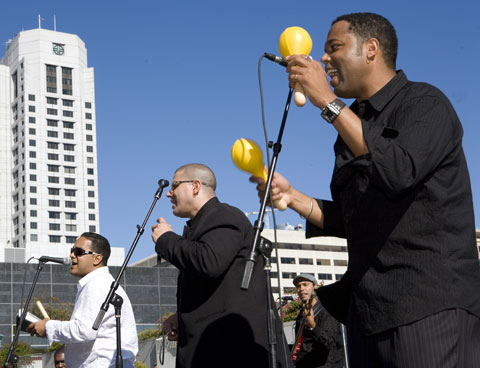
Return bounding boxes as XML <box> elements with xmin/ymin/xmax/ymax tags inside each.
<box><xmin>46</xmin><ymin>267</ymin><xmax>138</xmax><ymax>367</ymax></box>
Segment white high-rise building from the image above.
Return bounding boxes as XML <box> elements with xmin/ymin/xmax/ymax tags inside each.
<box><xmin>0</xmin><ymin>26</ymin><xmax>122</xmax><ymax>263</ymax></box>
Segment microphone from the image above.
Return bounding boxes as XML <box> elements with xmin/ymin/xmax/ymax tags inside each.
<box><xmin>158</xmin><ymin>179</ymin><xmax>170</xmax><ymax>189</ymax></box>
<box><xmin>264</xmin><ymin>52</ymin><xmax>287</xmax><ymax>67</ymax></box>
<box><xmin>38</xmin><ymin>256</ymin><xmax>72</xmax><ymax>265</ymax></box>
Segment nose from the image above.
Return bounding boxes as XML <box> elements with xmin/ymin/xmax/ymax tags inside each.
<box><xmin>166</xmin><ymin>190</ymin><xmax>173</xmax><ymax>198</ymax></box>
<box><xmin>320</xmin><ymin>52</ymin><xmax>330</xmax><ymax>65</ymax></box>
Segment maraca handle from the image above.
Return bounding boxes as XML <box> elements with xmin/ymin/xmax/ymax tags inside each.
<box><xmin>273</xmin><ymin>198</ymin><xmax>288</xmax><ymax>211</ymax></box>
<box><xmin>294</xmin><ymin>82</ymin><xmax>307</xmax><ymax>107</ymax></box>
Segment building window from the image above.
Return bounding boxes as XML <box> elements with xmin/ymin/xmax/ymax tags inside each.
<box><xmin>63</xmin><ymin>121</ymin><xmax>74</xmax><ymax>129</ymax></box>
<box><xmin>29</xmin><ymin>163</ymin><xmax>36</xmax><ymax>169</ymax></box>
<box><xmin>30</xmin><ymin>210</ymin><xmax>37</xmax><ymax>217</ymax></box>
<box><xmin>85</xmin><ymin>113</ymin><xmax>92</xmax><ymax>119</ymax></box>
<box><xmin>65</xmin><ymin>189</ymin><xmax>76</xmax><ymax>197</ymax></box>
<box><xmin>29</xmin><ymin>139</ymin><xmax>36</xmax><ymax>146</ymax></box>
<box><xmin>29</xmin><ymin>117</ymin><xmax>36</xmax><ymax>124</ymax></box>
<box><xmin>48</xmin><ymin>188</ymin><xmax>60</xmax><ymax>195</ymax></box>
<box><xmin>65</xmin><ymin>177</ymin><xmax>75</xmax><ymax>185</ymax></box>
<box><xmin>48</xmin><ymin>153</ymin><xmax>59</xmax><ymax>160</ymax></box>
<box><xmin>299</xmin><ymin>258</ymin><xmax>314</xmax><ymax>265</ymax></box>
<box><xmin>333</xmin><ymin>260</ymin><xmax>348</xmax><ymax>267</ymax></box>
<box><xmin>47</xmin><ymin>142</ymin><xmax>59</xmax><ymax>149</ymax></box>
<box><xmin>282</xmin><ymin>272</ymin><xmax>297</xmax><ymax>279</ymax></box>
<box><xmin>335</xmin><ymin>274</ymin><xmax>344</xmax><ymax>280</ymax></box>
<box><xmin>30</xmin><ymin>186</ymin><xmax>37</xmax><ymax>193</ymax></box>
<box><xmin>49</xmin><ymin>199</ymin><xmax>60</xmax><ymax>207</ymax></box>
<box><xmin>47</xmin><ymin>108</ymin><xmax>58</xmax><ymax>115</ymax></box>
<box><xmin>86</xmin><ymin>124</ymin><xmax>92</xmax><ymax>130</ymax></box>
<box><xmin>30</xmin><ymin>198</ymin><xmax>37</xmax><ymax>205</ymax></box>
<box><xmin>30</xmin><ymin>222</ymin><xmax>37</xmax><ymax>229</ymax></box>
<box><xmin>49</xmin><ymin>211</ymin><xmax>60</xmax><ymax>219</ymax></box>
<box><xmin>64</xmin><ymin>155</ymin><xmax>75</xmax><ymax>162</ymax></box>
<box><xmin>46</xmin><ymin>97</ymin><xmax>58</xmax><ymax>105</ymax></box>
<box><xmin>87</xmin><ymin>179</ymin><xmax>95</xmax><ymax>186</ymax></box>
<box><xmin>48</xmin><ymin>164</ymin><xmax>60</xmax><ymax>172</ymax></box>
<box><xmin>64</xmin><ymin>166</ymin><xmax>75</xmax><ymax>174</ymax></box>
<box><xmin>66</xmin><ymin>236</ymin><xmax>77</xmax><ymax>243</ymax></box>
<box><xmin>29</xmin><ymin>151</ymin><xmax>36</xmax><ymax>158</ymax></box>
<box><xmin>47</xmin><ymin>119</ymin><xmax>58</xmax><ymax>127</ymax></box>
<box><xmin>85</xmin><ymin>102</ymin><xmax>92</xmax><ymax>108</ymax></box>
<box><xmin>86</xmin><ymin>135</ymin><xmax>93</xmax><ymax>141</ymax></box>
<box><xmin>46</xmin><ymin>64</ymin><xmax>57</xmax><ymax>93</ymax></box>
<box><xmin>63</xmin><ymin>143</ymin><xmax>75</xmax><ymax>151</ymax></box>
<box><xmin>317</xmin><ymin>273</ymin><xmax>333</xmax><ymax>281</ymax></box>
<box><xmin>87</xmin><ymin>168</ymin><xmax>94</xmax><ymax>175</ymax></box>
<box><xmin>48</xmin><ymin>176</ymin><xmax>59</xmax><ymax>183</ymax></box>
<box><xmin>87</xmin><ymin>157</ymin><xmax>94</xmax><ymax>164</ymax></box>
<box><xmin>88</xmin><ymin>191</ymin><xmax>95</xmax><ymax>198</ymax></box>
<box><xmin>88</xmin><ymin>202</ymin><xmax>95</xmax><ymax>209</ymax></box>
<box><xmin>316</xmin><ymin>259</ymin><xmax>331</xmax><ymax>266</ymax></box>
<box><xmin>29</xmin><ymin>128</ymin><xmax>36</xmax><ymax>135</ymax></box>
<box><xmin>86</xmin><ymin>146</ymin><xmax>93</xmax><ymax>152</ymax></box>
<box><xmin>65</xmin><ymin>201</ymin><xmax>76</xmax><ymax>208</ymax></box>
<box><xmin>49</xmin><ymin>223</ymin><xmax>61</xmax><ymax>231</ymax></box>
<box><xmin>49</xmin><ymin>235</ymin><xmax>61</xmax><ymax>243</ymax></box>
<box><xmin>47</xmin><ymin>131</ymin><xmax>58</xmax><ymax>138</ymax></box>
<box><xmin>66</xmin><ymin>224</ymin><xmax>77</xmax><ymax>232</ymax></box>
<box><xmin>89</xmin><ymin>225</ymin><xmax>96</xmax><ymax>232</ymax></box>
<box><xmin>28</xmin><ymin>94</ymin><xmax>35</xmax><ymax>101</ymax></box>
<box><xmin>63</xmin><ymin>110</ymin><xmax>73</xmax><ymax>118</ymax></box>
<box><xmin>31</xmin><ymin>234</ymin><xmax>38</xmax><ymax>241</ymax></box>
<box><xmin>30</xmin><ymin>174</ymin><xmax>37</xmax><ymax>181</ymax></box>
<box><xmin>62</xmin><ymin>99</ymin><xmax>73</xmax><ymax>107</ymax></box>
<box><xmin>88</xmin><ymin>214</ymin><xmax>96</xmax><ymax>220</ymax></box>
<box><xmin>65</xmin><ymin>212</ymin><xmax>77</xmax><ymax>220</ymax></box>
<box><xmin>63</xmin><ymin>132</ymin><xmax>74</xmax><ymax>140</ymax></box>
<box><xmin>280</xmin><ymin>257</ymin><xmax>296</xmax><ymax>264</ymax></box>
<box><xmin>62</xmin><ymin>67</ymin><xmax>73</xmax><ymax>95</ymax></box>
<box><xmin>28</xmin><ymin>106</ymin><xmax>35</xmax><ymax>112</ymax></box>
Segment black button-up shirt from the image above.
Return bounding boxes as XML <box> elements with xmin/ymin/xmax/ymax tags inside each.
<box><xmin>308</xmin><ymin>71</ymin><xmax>480</xmax><ymax>335</ymax></box>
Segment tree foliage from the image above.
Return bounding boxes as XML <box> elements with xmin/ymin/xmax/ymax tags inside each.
<box><xmin>0</xmin><ymin>342</ymin><xmax>32</xmax><ymax>366</ymax></box>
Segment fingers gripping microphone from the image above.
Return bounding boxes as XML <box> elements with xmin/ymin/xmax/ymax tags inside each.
<box><xmin>279</xmin><ymin>26</ymin><xmax>313</xmax><ymax>107</ymax></box>
<box><xmin>38</xmin><ymin>256</ymin><xmax>72</xmax><ymax>265</ymax></box>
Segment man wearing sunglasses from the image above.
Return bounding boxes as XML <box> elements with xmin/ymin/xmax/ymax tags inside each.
<box><xmin>27</xmin><ymin>232</ymin><xmax>138</xmax><ymax>367</ymax></box>
<box><xmin>151</xmin><ymin>163</ymin><xmax>292</xmax><ymax>368</ymax></box>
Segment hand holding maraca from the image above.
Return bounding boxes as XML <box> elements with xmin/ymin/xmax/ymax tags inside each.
<box><xmin>232</xmin><ymin>138</ymin><xmax>287</xmax><ymax>210</ymax></box>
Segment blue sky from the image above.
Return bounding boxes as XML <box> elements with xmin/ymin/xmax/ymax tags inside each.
<box><xmin>2</xmin><ymin>1</ymin><xmax>479</xmax><ymax>263</ymax></box>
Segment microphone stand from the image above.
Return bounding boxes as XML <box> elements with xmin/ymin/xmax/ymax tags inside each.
<box><xmin>241</xmin><ymin>87</ymin><xmax>293</xmax><ymax>290</ymax></box>
<box><xmin>92</xmin><ymin>179</ymin><xmax>169</xmax><ymax>367</ymax></box>
<box><xmin>3</xmin><ymin>262</ymin><xmax>46</xmax><ymax>368</ymax></box>
<box><xmin>241</xmin><ymin>87</ymin><xmax>294</xmax><ymax>368</ymax></box>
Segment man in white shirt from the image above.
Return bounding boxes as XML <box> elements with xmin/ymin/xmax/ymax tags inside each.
<box><xmin>28</xmin><ymin>232</ymin><xmax>138</xmax><ymax>367</ymax></box>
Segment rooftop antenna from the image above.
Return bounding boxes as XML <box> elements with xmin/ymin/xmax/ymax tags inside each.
<box><xmin>38</xmin><ymin>14</ymin><xmax>44</xmax><ymax>29</ymax></box>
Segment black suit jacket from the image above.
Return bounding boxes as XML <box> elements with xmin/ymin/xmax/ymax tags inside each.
<box><xmin>156</xmin><ymin>197</ymin><xmax>292</xmax><ymax>368</ymax></box>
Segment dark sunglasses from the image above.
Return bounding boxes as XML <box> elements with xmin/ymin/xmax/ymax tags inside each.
<box><xmin>70</xmin><ymin>247</ymin><xmax>99</xmax><ymax>257</ymax></box>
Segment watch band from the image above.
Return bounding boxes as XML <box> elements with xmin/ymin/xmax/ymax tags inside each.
<box><xmin>321</xmin><ymin>98</ymin><xmax>346</xmax><ymax>124</ymax></box>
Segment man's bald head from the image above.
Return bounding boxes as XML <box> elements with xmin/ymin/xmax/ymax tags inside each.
<box><xmin>175</xmin><ymin>163</ymin><xmax>216</xmax><ymax>192</ymax></box>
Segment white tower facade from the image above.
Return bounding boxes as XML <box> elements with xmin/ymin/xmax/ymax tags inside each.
<box><xmin>0</xmin><ymin>28</ymin><xmax>101</xmax><ymax>262</ymax></box>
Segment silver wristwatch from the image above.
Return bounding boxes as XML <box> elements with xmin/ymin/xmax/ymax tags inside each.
<box><xmin>321</xmin><ymin>98</ymin><xmax>346</xmax><ymax>124</ymax></box>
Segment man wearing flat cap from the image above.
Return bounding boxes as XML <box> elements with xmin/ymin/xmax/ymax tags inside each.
<box><xmin>292</xmin><ymin>274</ymin><xmax>345</xmax><ymax>368</ymax></box>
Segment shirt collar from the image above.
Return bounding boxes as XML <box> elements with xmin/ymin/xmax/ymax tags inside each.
<box><xmin>186</xmin><ymin>197</ymin><xmax>219</xmax><ymax>229</ymax></box>
<box><xmin>351</xmin><ymin>70</ymin><xmax>408</xmax><ymax>114</ymax></box>
<box><xmin>78</xmin><ymin>266</ymin><xmax>109</xmax><ymax>288</ymax></box>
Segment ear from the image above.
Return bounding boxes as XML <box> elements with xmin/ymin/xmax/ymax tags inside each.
<box><xmin>192</xmin><ymin>179</ymin><xmax>202</xmax><ymax>195</ymax></box>
<box><xmin>92</xmin><ymin>254</ymin><xmax>103</xmax><ymax>267</ymax></box>
<box><xmin>365</xmin><ymin>38</ymin><xmax>380</xmax><ymax>63</ymax></box>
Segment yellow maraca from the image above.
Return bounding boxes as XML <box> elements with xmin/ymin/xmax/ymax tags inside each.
<box><xmin>232</xmin><ymin>138</ymin><xmax>287</xmax><ymax>210</ymax></box>
<box><xmin>279</xmin><ymin>26</ymin><xmax>313</xmax><ymax>107</ymax></box>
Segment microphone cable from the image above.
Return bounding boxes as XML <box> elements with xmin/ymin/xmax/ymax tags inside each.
<box><xmin>257</xmin><ymin>54</ymin><xmax>284</xmax><ymax>321</ymax></box>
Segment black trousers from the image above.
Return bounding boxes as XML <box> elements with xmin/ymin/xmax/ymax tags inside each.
<box><xmin>346</xmin><ymin>308</ymin><xmax>480</xmax><ymax>368</ymax></box>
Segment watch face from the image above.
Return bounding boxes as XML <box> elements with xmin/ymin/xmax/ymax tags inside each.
<box><xmin>53</xmin><ymin>43</ymin><xmax>64</xmax><ymax>55</ymax></box>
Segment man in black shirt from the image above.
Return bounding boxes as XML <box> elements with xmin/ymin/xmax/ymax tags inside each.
<box><xmin>292</xmin><ymin>274</ymin><xmax>344</xmax><ymax>368</ymax></box>
<box><xmin>251</xmin><ymin>12</ymin><xmax>480</xmax><ymax>367</ymax></box>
